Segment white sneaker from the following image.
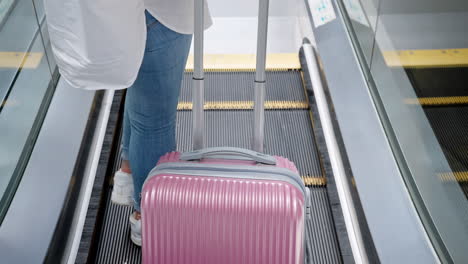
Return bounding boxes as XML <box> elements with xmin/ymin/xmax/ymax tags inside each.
<box><xmin>129</xmin><ymin>213</ymin><xmax>142</xmax><ymax>247</ymax></box>
<box><xmin>111</xmin><ymin>170</ymin><xmax>134</xmax><ymax>206</ymax></box>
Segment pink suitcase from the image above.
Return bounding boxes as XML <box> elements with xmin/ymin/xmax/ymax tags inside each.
<box><xmin>141</xmin><ymin>0</ymin><xmax>309</xmax><ymax>263</ymax></box>
<box><xmin>141</xmin><ymin>149</ymin><xmax>309</xmax><ymax>264</ymax></box>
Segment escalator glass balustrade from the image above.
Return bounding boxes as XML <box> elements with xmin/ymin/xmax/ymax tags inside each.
<box><xmin>0</xmin><ymin>0</ymin><xmax>56</xmax><ymax>224</ymax></box>
<box><xmin>339</xmin><ymin>0</ymin><xmax>468</xmax><ymax>262</ymax></box>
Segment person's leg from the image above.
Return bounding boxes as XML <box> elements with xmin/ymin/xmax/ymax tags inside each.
<box><xmin>120</xmin><ymin>102</ymin><xmax>132</xmax><ymax>173</ymax></box>
<box><xmin>110</xmin><ymin>84</ymin><xmax>134</xmax><ymax>205</ymax></box>
<box><xmin>126</xmin><ymin>12</ymin><xmax>192</xmax><ymax>214</ymax></box>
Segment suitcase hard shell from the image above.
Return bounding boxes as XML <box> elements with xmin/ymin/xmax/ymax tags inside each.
<box><xmin>141</xmin><ymin>148</ymin><xmax>309</xmax><ymax>264</ymax></box>
<box><xmin>141</xmin><ymin>0</ymin><xmax>309</xmax><ymax>263</ymax></box>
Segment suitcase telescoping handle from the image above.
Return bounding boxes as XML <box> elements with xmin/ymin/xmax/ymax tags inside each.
<box><xmin>192</xmin><ymin>0</ymin><xmax>270</xmax><ymax>152</ymax></box>
<box><xmin>180</xmin><ymin>147</ymin><xmax>277</xmax><ymax>165</ymax></box>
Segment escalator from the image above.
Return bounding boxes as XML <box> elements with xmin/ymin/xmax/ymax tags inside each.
<box><xmin>5</xmin><ymin>0</ymin><xmax>468</xmax><ymax>262</ymax></box>
<box><xmin>78</xmin><ymin>56</ymin><xmax>348</xmax><ymax>263</ymax></box>
<box><xmin>334</xmin><ymin>0</ymin><xmax>468</xmax><ymax>260</ymax></box>
<box><xmin>405</xmin><ymin>66</ymin><xmax>468</xmax><ymax>198</ymax></box>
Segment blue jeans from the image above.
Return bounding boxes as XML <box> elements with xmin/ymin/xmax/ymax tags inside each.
<box><xmin>121</xmin><ymin>11</ymin><xmax>192</xmax><ymax>211</ymax></box>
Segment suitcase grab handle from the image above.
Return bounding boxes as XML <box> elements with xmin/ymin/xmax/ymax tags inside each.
<box><xmin>180</xmin><ymin>147</ymin><xmax>277</xmax><ymax>165</ymax></box>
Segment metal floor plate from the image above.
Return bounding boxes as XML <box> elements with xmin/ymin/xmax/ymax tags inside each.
<box><xmin>93</xmin><ymin>71</ymin><xmax>343</xmax><ymax>264</ymax></box>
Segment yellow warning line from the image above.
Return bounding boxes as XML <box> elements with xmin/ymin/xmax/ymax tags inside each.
<box><xmin>0</xmin><ymin>52</ymin><xmax>43</xmax><ymax>69</ymax></box>
<box><xmin>383</xmin><ymin>48</ymin><xmax>468</xmax><ymax>68</ymax></box>
<box><xmin>439</xmin><ymin>172</ymin><xmax>468</xmax><ymax>183</ymax></box>
<box><xmin>185</xmin><ymin>53</ymin><xmax>301</xmax><ymax>71</ymax></box>
<box><xmin>404</xmin><ymin>96</ymin><xmax>468</xmax><ymax>106</ymax></box>
<box><xmin>177</xmin><ymin>101</ymin><xmax>309</xmax><ymax>110</ymax></box>
<box><xmin>302</xmin><ymin>176</ymin><xmax>327</xmax><ymax>186</ymax></box>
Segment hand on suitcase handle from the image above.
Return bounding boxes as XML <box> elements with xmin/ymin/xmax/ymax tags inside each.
<box><xmin>180</xmin><ymin>147</ymin><xmax>277</xmax><ymax>165</ymax></box>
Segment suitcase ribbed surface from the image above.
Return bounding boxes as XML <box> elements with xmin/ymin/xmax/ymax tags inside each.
<box><xmin>96</xmin><ymin>187</ymin><xmax>340</xmax><ymax>264</ymax></box>
<box><xmin>142</xmin><ymin>175</ymin><xmax>305</xmax><ymax>264</ymax></box>
<box><xmin>93</xmin><ymin>70</ymin><xmax>343</xmax><ymax>264</ymax></box>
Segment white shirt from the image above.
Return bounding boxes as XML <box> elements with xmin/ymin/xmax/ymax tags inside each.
<box><xmin>145</xmin><ymin>0</ymin><xmax>213</xmax><ymax>34</ymax></box>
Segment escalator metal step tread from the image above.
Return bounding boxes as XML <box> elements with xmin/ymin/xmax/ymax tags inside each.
<box><xmin>93</xmin><ymin>71</ymin><xmax>342</xmax><ymax>263</ymax></box>
<box><xmin>95</xmin><ymin>198</ymin><xmax>141</xmax><ymax>264</ymax></box>
<box><xmin>175</xmin><ymin>110</ymin><xmax>323</xmax><ymax>177</ymax></box>
<box><xmin>424</xmin><ymin>106</ymin><xmax>468</xmax><ymax>197</ymax></box>
<box><xmin>406</xmin><ymin>67</ymin><xmax>468</xmax><ymax>98</ymax></box>
<box><xmin>424</xmin><ymin>106</ymin><xmax>468</xmax><ymax>170</ymax></box>
<box><xmin>179</xmin><ymin>71</ymin><xmax>306</xmax><ymax>102</ymax></box>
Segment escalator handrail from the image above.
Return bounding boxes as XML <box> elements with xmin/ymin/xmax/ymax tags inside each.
<box><xmin>302</xmin><ymin>43</ymin><xmax>369</xmax><ymax>264</ymax></box>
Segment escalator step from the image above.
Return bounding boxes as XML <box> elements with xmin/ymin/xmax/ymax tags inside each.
<box><xmin>95</xmin><ymin>199</ymin><xmax>140</xmax><ymax>264</ymax></box>
<box><xmin>405</xmin><ymin>67</ymin><xmax>468</xmax><ymax>98</ymax></box>
<box><xmin>306</xmin><ymin>186</ymin><xmax>343</xmax><ymax>264</ymax></box>
<box><xmin>405</xmin><ymin>96</ymin><xmax>468</xmax><ymax>106</ymax></box>
<box><xmin>177</xmin><ymin>100</ymin><xmax>310</xmax><ymax>110</ymax></box>
<box><xmin>175</xmin><ymin>110</ymin><xmax>323</xmax><ymax>178</ymax></box>
<box><xmin>424</xmin><ymin>106</ymin><xmax>468</xmax><ymax>173</ymax></box>
<box><xmin>424</xmin><ymin>106</ymin><xmax>468</xmax><ymax>198</ymax></box>
<box><xmin>179</xmin><ymin>71</ymin><xmax>307</xmax><ymax>102</ymax></box>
